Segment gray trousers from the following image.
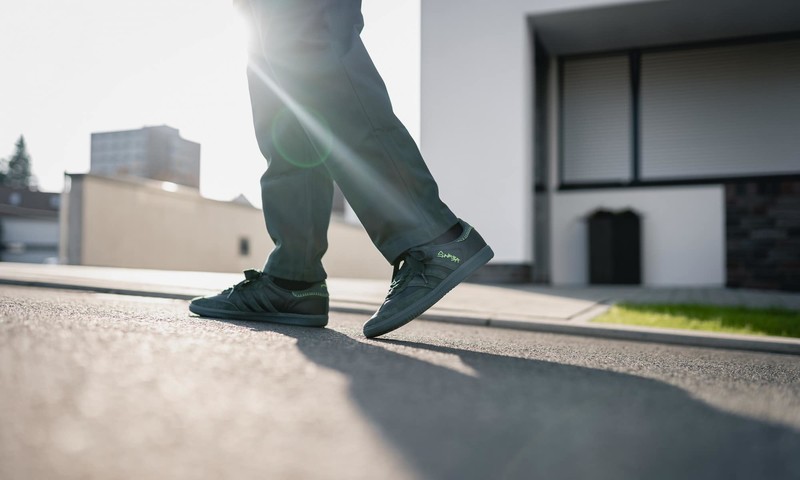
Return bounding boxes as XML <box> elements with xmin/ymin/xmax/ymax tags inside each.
<box><xmin>243</xmin><ymin>0</ymin><xmax>457</xmax><ymax>282</ymax></box>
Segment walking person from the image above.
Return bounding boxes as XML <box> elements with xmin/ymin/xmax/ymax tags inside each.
<box><xmin>189</xmin><ymin>0</ymin><xmax>493</xmax><ymax>338</ymax></box>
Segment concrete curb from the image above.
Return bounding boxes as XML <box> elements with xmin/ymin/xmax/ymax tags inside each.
<box><xmin>338</xmin><ymin>300</ymin><xmax>800</xmax><ymax>356</ymax></box>
<box><xmin>484</xmin><ymin>317</ymin><xmax>800</xmax><ymax>356</ymax></box>
<box><xmin>2</xmin><ymin>277</ymin><xmax>799</xmax><ymax>356</ymax></box>
<box><xmin>0</xmin><ymin>278</ymin><xmax>201</xmax><ymax>300</ymax></box>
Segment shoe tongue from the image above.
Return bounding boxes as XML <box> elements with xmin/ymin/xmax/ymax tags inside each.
<box><xmin>243</xmin><ymin>269</ymin><xmax>262</xmax><ymax>280</ymax></box>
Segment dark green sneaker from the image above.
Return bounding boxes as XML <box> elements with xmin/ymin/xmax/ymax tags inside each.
<box><xmin>189</xmin><ymin>269</ymin><xmax>329</xmax><ymax>327</ymax></box>
<box><xmin>363</xmin><ymin>220</ymin><xmax>493</xmax><ymax>338</ymax></box>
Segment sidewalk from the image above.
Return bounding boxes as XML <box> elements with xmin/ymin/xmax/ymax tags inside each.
<box><xmin>1</xmin><ymin>262</ymin><xmax>799</xmax><ymax>355</ymax></box>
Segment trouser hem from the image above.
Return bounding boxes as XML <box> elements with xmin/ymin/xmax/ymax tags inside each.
<box><xmin>378</xmin><ymin>214</ymin><xmax>459</xmax><ymax>264</ymax></box>
<box><xmin>263</xmin><ymin>262</ymin><xmax>327</xmax><ymax>283</ymax></box>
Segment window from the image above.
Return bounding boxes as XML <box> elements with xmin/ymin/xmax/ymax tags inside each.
<box><xmin>640</xmin><ymin>39</ymin><xmax>800</xmax><ymax>180</ymax></box>
<box><xmin>559</xmin><ymin>36</ymin><xmax>800</xmax><ymax>188</ymax></box>
<box><xmin>561</xmin><ymin>55</ymin><xmax>632</xmax><ymax>184</ymax></box>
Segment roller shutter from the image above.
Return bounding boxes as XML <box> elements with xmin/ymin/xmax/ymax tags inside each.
<box><xmin>562</xmin><ymin>55</ymin><xmax>632</xmax><ymax>184</ymax></box>
<box><xmin>641</xmin><ymin>39</ymin><xmax>800</xmax><ymax>180</ymax></box>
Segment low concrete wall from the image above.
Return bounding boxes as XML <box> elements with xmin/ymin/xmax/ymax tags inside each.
<box><xmin>550</xmin><ymin>185</ymin><xmax>725</xmax><ymax>286</ymax></box>
<box><xmin>61</xmin><ymin>174</ymin><xmax>391</xmax><ymax>279</ymax></box>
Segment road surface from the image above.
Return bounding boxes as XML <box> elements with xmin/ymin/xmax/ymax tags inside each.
<box><xmin>2</xmin><ymin>286</ymin><xmax>799</xmax><ymax>479</ymax></box>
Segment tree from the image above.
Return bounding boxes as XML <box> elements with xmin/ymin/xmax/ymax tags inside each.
<box><xmin>2</xmin><ymin>135</ymin><xmax>35</xmax><ymax>189</ymax></box>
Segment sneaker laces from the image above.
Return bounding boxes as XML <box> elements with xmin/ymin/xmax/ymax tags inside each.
<box><xmin>224</xmin><ymin>269</ymin><xmax>263</xmax><ymax>297</ymax></box>
<box><xmin>388</xmin><ymin>250</ymin><xmax>429</xmax><ymax>297</ymax></box>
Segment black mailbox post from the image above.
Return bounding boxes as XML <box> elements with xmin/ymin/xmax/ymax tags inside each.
<box><xmin>588</xmin><ymin>209</ymin><xmax>641</xmax><ymax>284</ymax></box>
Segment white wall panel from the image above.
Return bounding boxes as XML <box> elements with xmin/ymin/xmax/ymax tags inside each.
<box><xmin>550</xmin><ymin>185</ymin><xmax>725</xmax><ymax>286</ymax></box>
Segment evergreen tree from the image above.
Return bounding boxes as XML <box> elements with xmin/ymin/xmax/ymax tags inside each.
<box><xmin>3</xmin><ymin>135</ymin><xmax>34</xmax><ymax>188</ymax></box>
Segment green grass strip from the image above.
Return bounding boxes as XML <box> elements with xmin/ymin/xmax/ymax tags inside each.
<box><xmin>593</xmin><ymin>303</ymin><xmax>800</xmax><ymax>338</ymax></box>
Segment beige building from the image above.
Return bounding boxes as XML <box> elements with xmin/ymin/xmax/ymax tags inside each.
<box><xmin>60</xmin><ymin>173</ymin><xmax>390</xmax><ymax>279</ymax></box>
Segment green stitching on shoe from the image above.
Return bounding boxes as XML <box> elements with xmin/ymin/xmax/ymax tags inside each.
<box><xmin>292</xmin><ymin>290</ymin><xmax>329</xmax><ymax>298</ymax></box>
<box><xmin>437</xmin><ymin>251</ymin><xmax>461</xmax><ymax>263</ymax></box>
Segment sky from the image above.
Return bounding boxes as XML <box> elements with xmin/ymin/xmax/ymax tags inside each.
<box><xmin>0</xmin><ymin>0</ymin><xmax>421</xmax><ymax>206</ymax></box>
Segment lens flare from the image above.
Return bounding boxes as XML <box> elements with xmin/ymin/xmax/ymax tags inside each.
<box><xmin>271</xmin><ymin>106</ymin><xmax>332</xmax><ymax>168</ymax></box>
<box><xmin>247</xmin><ymin>60</ymin><xmax>417</xmax><ymax>224</ymax></box>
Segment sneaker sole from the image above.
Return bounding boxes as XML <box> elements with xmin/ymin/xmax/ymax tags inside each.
<box><xmin>363</xmin><ymin>244</ymin><xmax>494</xmax><ymax>338</ymax></box>
<box><xmin>188</xmin><ymin>303</ymin><xmax>328</xmax><ymax>327</ymax></box>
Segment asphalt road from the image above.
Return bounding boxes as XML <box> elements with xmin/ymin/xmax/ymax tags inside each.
<box><xmin>2</xmin><ymin>286</ymin><xmax>800</xmax><ymax>480</ymax></box>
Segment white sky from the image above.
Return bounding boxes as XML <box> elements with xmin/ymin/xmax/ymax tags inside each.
<box><xmin>0</xmin><ymin>0</ymin><xmax>420</xmax><ymax>206</ymax></box>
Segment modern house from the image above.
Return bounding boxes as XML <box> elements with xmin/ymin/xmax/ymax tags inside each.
<box><xmin>420</xmin><ymin>0</ymin><xmax>800</xmax><ymax>290</ymax></box>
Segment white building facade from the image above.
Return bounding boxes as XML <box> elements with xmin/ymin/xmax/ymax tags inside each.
<box><xmin>420</xmin><ymin>0</ymin><xmax>800</xmax><ymax>290</ymax></box>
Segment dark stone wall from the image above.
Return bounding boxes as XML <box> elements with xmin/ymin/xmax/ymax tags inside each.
<box><xmin>726</xmin><ymin>179</ymin><xmax>800</xmax><ymax>292</ymax></box>
<box><xmin>469</xmin><ymin>263</ymin><xmax>533</xmax><ymax>284</ymax></box>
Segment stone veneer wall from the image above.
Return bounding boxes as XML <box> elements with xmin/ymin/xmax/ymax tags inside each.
<box><xmin>726</xmin><ymin>179</ymin><xmax>800</xmax><ymax>292</ymax></box>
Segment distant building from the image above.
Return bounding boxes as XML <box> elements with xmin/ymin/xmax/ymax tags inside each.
<box><xmin>0</xmin><ymin>186</ymin><xmax>59</xmax><ymax>263</ymax></box>
<box><xmin>90</xmin><ymin>125</ymin><xmax>201</xmax><ymax>188</ymax></box>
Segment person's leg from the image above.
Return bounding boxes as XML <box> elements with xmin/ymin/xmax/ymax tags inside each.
<box><xmin>248</xmin><ymin>59</ymin><xmax>334</xmax><ymax>283</ymax></box>
<box><xmin>246</xmin><ymin>0</ymin><xmax>492</xmax><ymax>338</ymax></box>
<box><xmin>245</xmin><ymin>0</ymin><xmax>336</xmax><ymax>283</ymax></box>
<box><xmin>187</xmin><ymin>71</ymin><xmax>332</xmax><ymax>324</ymax></box>
<box><xmin>191</xmin><ymin>0</ymin><xmax>493</xmax><ymax>335</ymax></box>
<box><xmin>247</xmin><ymin>0</ymin><xmax>458</xmax><ymax>265</ymax></box>
<box><xmin>187</xmin><ymin>0</ymin><xmax>335</xmax><ymax>325</ymax></box>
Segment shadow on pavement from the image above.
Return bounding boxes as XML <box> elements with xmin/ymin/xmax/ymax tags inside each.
<box><xmin>233</xmin><ymin>322</ymin><xmax>800</xmax><ymax>480</ymax></box>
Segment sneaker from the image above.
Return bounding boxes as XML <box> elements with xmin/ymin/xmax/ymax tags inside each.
<box><xmin>363</xmin><ymin>220</ymin><xmax>493</xmax><ymax>338</ymax></box>
<box><xmin>189</xmin><ymin>269</ymin><xmax>329</xmax><ymax>327</ymax></box>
